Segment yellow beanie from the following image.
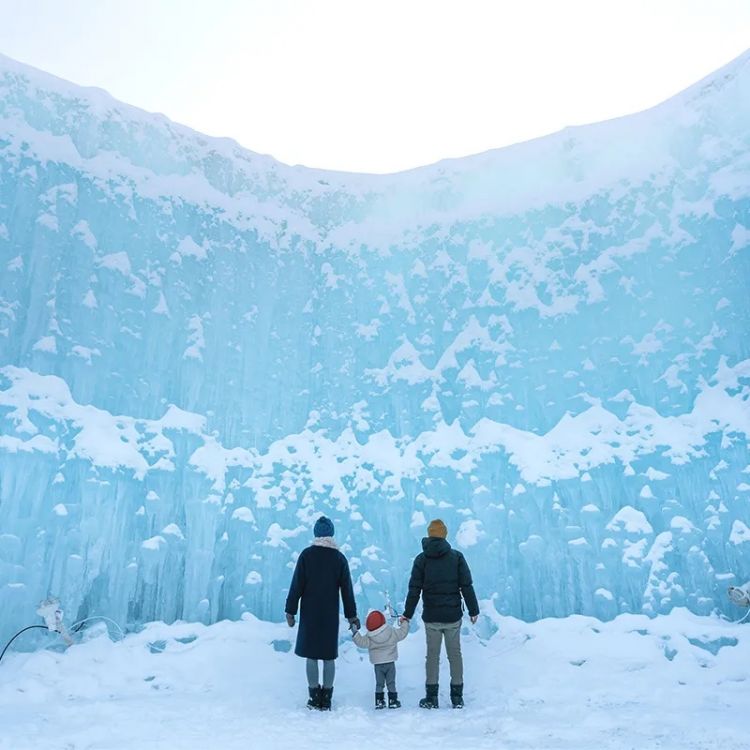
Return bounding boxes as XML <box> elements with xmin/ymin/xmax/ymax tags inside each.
<box><xmin>427</xmin><ymin>519</ymin><xmax>448</xmax><ymax>539</ymax></box>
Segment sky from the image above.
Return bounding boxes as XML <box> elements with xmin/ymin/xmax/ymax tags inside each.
<box><xmin>0</xmin><ymin>0</ymin><xmax>748</xmax><ymax>174</ymax></box>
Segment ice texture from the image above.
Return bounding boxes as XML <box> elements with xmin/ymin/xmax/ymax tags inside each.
<box><xmin>0</xmin><ymin>51</ymin><xmax>749</xmax><ymax>642</ymax></box>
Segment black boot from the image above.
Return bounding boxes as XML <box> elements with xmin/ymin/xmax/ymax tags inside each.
<box><xmin>419</xmin><ymin>684</ymin><xmax>439</xmax><ymax>709</ymax></box>
<box><xmin>388</xmin><ymin>692</ymin><xmax>401</xmax><ymax>709</ymax></box>
<box><xmin>307</xmin><ymin>685</ymin><xmax>321</xmax><ymax>710</ymax></box>
<box><xmin>320</xmin><ymin>686</ymin><xmax>334</xmax><ymax>711</ymax></box>
<box><xmin>450</xmin><ymin>684</ymin><xmax>464</xmax><ymax>709</ymax></box>
<box><xmin>375</xmin><ymin>692</ymin><xmax>386</xmax><ymax>710</ymax></box>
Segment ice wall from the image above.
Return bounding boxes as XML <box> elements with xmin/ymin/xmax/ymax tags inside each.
<box><xmin>0</xmin><ymin>52</ymin><xmax>749</xmax><ymax>642</ymax></box>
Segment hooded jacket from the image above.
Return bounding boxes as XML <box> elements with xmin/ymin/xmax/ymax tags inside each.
<box><xmin>352</xmin><ymin>619</ymin><xmax>409</xmax><ymax>664</ymax></box>
<box><xmin>402</xmin><ymin>537</ymin><xmax>480</xmax><ymax>623</ymax></box>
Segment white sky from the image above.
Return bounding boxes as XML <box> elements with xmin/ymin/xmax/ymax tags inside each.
<box><xmin>0</xmin><ymin>0</ymin><xmax>748</xmax><ymax>174</ymax></box>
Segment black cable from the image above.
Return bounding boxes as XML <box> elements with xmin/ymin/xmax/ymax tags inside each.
<box><xmin>0</xmin><ymin>625</ymin><xmax>49</xmax><ymax>665</ymax></box>
<box><xmin>0</xmin><ymin>616</ymin><xmax>125</xmax><ymax>666</ymax></box>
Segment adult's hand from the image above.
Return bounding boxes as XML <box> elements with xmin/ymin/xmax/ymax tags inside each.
<box><xmin>286</xmin><ymin>613</ymin><xmax>295</xmax><ymax>628</ymax></box>
<box><xmin>470</xmin><ymin>615</ymin><xmax>479</xmax><ymax>625</ymax></box>
<box><xmin>348</xmin><ymin>616</ymin><xmax>361</xmax><ymax>631</ymax></box>
<box><xmin>399</xmin><ymin>616</ymin><xmax>410</xmax><ymax>625</ymax></box>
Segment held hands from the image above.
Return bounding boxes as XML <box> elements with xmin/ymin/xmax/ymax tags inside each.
<box><xmin>348</xmin><ymin>616</ymin><xmax>361</xmax><ymax>631</ymax></box>
<box><xmin>286</xmin><ymin>613</ymin><xmax>295</xmax><ymax>628</ymax></box>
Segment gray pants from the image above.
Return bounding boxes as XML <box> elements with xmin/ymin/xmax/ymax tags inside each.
<box><xmin>425</xmin><ymin>621</ymin><xmax>463</xmax><ymax>686</ymax></box>
<box><xmin>374</xmin><ymin>662</ymin><xmax>397</xmax><ymax>693</ymax></box>
<box><xmin>306</xmin><ymin>658</ymin><xmax>335</xmax><ymax>689</ymax></box>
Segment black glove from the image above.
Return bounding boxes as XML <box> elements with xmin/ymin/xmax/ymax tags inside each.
<box><xmin>286</xmin><ymin>613</ymin><xmax>295</xmax><ymax>628</ymax></box>
<box><xmin>348</xmin><ymin>616</ymin><xmax>361</xmax><ymax>631</ymax></box>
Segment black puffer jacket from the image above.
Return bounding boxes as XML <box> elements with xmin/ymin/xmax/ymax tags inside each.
<box><xmin>402</xmin><ymin>538</ymin><xmax>479</xmax><ymax>623</ymax></box>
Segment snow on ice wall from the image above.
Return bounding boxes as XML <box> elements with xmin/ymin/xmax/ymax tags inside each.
<box><xmin>0</xmin><ymin>52</ymin><xmax>749</xmax><ymax>642</ymax></box>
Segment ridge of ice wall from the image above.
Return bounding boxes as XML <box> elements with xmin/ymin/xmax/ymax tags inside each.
<box><xmin>0</xmin><ymin>52</ymin><xmax>749</xmax><ymax>641</ymax></box>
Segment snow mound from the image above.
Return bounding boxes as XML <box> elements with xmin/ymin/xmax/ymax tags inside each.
<box><xmin>0</xmin><ymin>609</ymin><xmax>748</xmax><ymax>750</ymax></box>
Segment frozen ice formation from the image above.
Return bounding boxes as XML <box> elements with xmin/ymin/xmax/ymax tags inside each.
<box><xmin>0</xmin><ymin>51</ymin><xmax>748</xmax><ymax>642</ymax></box>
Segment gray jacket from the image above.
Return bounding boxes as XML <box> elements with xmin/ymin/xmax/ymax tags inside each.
<box><xmin>352</xmin><ymin>620</ymin><xmax>409</xmax><ymax>664</ymax></box>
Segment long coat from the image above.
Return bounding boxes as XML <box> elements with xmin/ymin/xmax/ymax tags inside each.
<box><xmin>285</xmin><ymin>543</ymin><xmax>357</xmax><ymax>660</ymax></box>
<box><xmin>402</xmin><ymin>537</ymin><xmax>480</xmax><ymax>623</ymax></box>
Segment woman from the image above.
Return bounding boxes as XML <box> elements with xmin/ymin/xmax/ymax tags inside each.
<box><xmin>285</xmin><ymin>516</ymin><xmax>359</xmax><ymax>710</ymax></box>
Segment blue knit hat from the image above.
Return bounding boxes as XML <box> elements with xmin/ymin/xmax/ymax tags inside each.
<box><xmin>314</xmin><ymin>516</ymin><xmax>335</xmax><ymax>538</ymax></box>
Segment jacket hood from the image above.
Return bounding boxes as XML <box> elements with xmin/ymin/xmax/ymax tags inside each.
<box><xmin>368</xmin><ymin>623</ymin><xmax>391</xmax><ymax>642</ymax></box>
<box><xmin>422</xmin><ymin>536</ymin><xmax>452</xmax><ymax>558</ymax></box>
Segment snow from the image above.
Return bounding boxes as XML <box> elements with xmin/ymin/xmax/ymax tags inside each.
<box><xmin>98</xmin><ymin>252</ymin><xmax>132</xmax><ymax>275</ymax></box>
<box><xmin>183</xmin><ymin>315</ymin><xmax>206</xmax><ymax>360</ymax></box>
<box><xmin>456</xmin><ymin>519</ymin><xmax>484</xmax><ymax>548</ymax></box>
<box><xmin>71</xmin><ymin>219</ymin><xmax>97</xmax><ymax>249</ymax></box>
<box><xmin>729</xmin><ymin>521</ymin><xmax>750</xmax><ymax>545</ymax></box>
<box><xmin>1</xmin><ymin>610</ymin><xmax>748</xmax><ymax>750</ymax></box>
<box><xmin>231</xmin><ymin>507</ymin><xmax>256</xmax><ymax>524</ymax></box>
<box><xmin>6</xmin><ymin>255</ymin><xmax>22</xmax><ymax>272</ymax></box>
<box><xmin>606</xmin><ymin>507</ymin><xmax>654</xmax><ymax>536</ymax></box>
<box><xmin>82</xmin><ymin>289</ymin><xmax>98</xmax><ymax>309</ymax></box>
<box><xmin>161</xmin><ymin>523</ymin><xmax>185</xmax><ymax>540</ymax></box>
<box><xmin>32</xmin><ymin>336</ymin><xmax>57</xmax><ymax>354</ymax></box>
<box><xmin>153</xmin><ymin>291</ymin><xmax>170</xmax><ymax>315</ymax></box>
<box><xmin>645</xmin><ymin>467</ymin><xmax>670</xmax><ymax>481</ymax></box>
<box><xmin>142</xmin><ymin>535</ymin><xmax>166</xmax><ymax>551</ymax></box>
<box><xmin>171</xmin><ymin>235</ymin><xmax>208</xmax><ymax>264</ymax></box>
<box><xmin>729</xmin><ymin>223</ymin><xmax>750</xmax><ymax>255</ymax></box>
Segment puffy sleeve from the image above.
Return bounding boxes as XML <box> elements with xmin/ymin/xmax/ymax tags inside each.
<box><xmin>458</xmin><ymin>553</ymin><xmax>480</xmax><ymax>617</ymax></box>
<box><xmin>352</xmin><ymin>630</ymin><xmax>369</xmax><ymax>648</ymax></box>
<box><xmin>395</xmin><ymin>618</ymin><xmax>410</xmax><ymax>641</ymax></box>
<box><xmin>402</xmin><ymin>555</ymin><xmax>424</xmax><ymax>620</ymax></box>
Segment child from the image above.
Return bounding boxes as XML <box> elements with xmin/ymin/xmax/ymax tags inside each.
<box><xmin>352</xmin><ymin>610</ymin><xmax>409</xmax><ymax>709</ymax></box>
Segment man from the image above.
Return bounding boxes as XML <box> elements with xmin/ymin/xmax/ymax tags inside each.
<box><xmin>285</xmin><ymin>515</ymin><xmax>360</xmax><ymax>710</ymax></box>
<box><xmin>401</xmin><ymin>518</ymin><xmax>479</xmax><ymax>709</ymax></box>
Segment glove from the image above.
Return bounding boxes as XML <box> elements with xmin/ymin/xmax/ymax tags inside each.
<box><xmin>286</xmin><ymin>613</ymin><xmax>295</xmax><ymax>628</ymax></box>
<box><xmin>348</xmin><ymin>617</ymin><xmax>361</xmax><ymax>631</ymax></box>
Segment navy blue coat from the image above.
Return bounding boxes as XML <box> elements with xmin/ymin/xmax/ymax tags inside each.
<box><xmin>285</xmin><ymin>544</ymin><xmax>357</xmax><ymax>660</ymax></box>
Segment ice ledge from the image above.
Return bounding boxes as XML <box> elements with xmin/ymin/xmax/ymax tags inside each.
<box><xmin>1</xmin><ymin>356</ymin><xmax>748</xmax><ymax>491</ymax></box>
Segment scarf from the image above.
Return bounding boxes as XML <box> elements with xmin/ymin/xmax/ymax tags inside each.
<box><xmin>312</xmin><ymin>536</ymin><xmax>338</xmax><ymax>550</ymax></box>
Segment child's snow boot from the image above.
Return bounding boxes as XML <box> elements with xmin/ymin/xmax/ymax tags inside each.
<box><xmin>307</xmin><ymin>685</ymin><xmax>322</xmax><ymax>710</ymax></box>
<box><xmin>320</xmin><ymin>686</ymin><xmax>334</xmax><ymax>711</ymax></box>
<box><xmin>450</xmin><ymin>684</ymin><xmax>464</xmax><ymax>709</ymax></box>
<box><xmin>375</xmin><ymin>692</ymin><xmax>386</xmax><ymax>710</ymax></box>
<box><xmin>388</xmin><ymin>692</ymin><xmax>401</xmax><ymax>709</ymax></box>
<box><xmin>419</xmin><ymin>684</ymin><xmax>439</xmax><ymax>709</ymax></box>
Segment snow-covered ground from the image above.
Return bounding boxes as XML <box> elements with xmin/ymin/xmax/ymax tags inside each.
<box><xmin>1</xmin><ymin>609</ymin><xmax>748</xmax><ymax>750</ymax></box>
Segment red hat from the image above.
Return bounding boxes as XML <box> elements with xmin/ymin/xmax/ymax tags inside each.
<box><xmin>366</xmin><ymin>610</ymin><xmax>386</xmax><ymax>632</ymax></box>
